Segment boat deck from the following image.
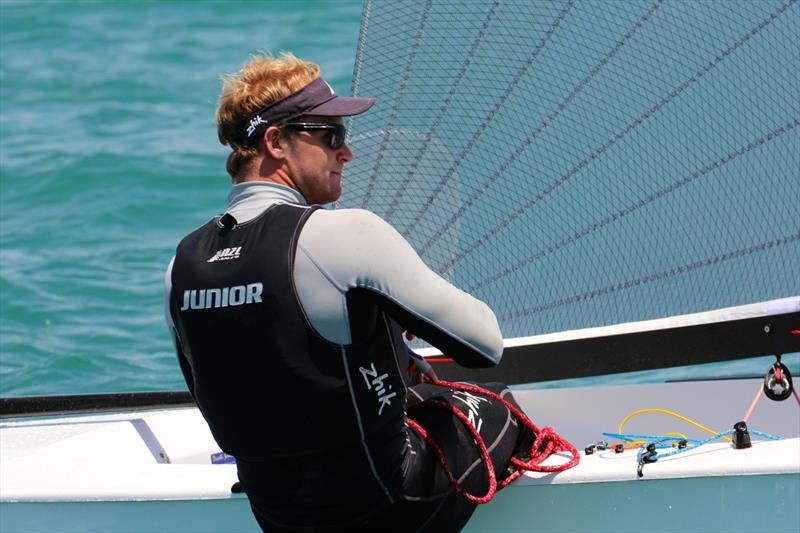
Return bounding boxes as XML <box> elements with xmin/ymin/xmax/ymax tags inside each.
<box><xmin>2</xmin><ymin>378</ymin><xmax>798</xmax><ymax>532</ymax></box>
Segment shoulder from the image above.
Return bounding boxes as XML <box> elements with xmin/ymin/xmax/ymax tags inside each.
<box><xmin>299</xmin><ymin>208</ymin><xmax>419</xmax><ymax>277</ymax></box>
<box><xmin>304</xmin><ymin>208</ymin><xmax>403</xmax><ymax>242</ymax></box>
<box><xmin>307</xmin><ymin>207</ymin><xmax>391</xmax><ymax>227</ymax></box>
<box><xmin>176</xmin><ymin>217</ymin><xmax>219</xmax><ymax>249</ymax></box>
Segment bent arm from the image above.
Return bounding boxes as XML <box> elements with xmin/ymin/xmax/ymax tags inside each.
<box><xmin>296</xmin><ymin>209</ymin><xmax>503</xmax><ymax>368</ymax></box>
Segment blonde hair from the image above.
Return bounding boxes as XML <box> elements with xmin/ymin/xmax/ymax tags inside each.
<box><xmin>216</xmin><ymin>52</ymin><xmax>320</xmax><ymax>179</ymax></box>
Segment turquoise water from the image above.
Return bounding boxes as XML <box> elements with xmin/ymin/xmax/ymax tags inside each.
<box><xmin>0</xmin><ymin>1</ymin><xmax>796</xmax><ymax>398</ymax></box>
<box><xmin>0</xmin><ymin>0</ymin><xmax>363</xmax><ymax>396</ymax></box>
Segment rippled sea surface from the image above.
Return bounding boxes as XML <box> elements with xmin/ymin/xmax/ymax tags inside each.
<box><xmin>1</xmin><ymin>1</ymin><xmax>796</xmax><ymax>397</ymax></box>
<box><xmin>0</xmin><ymin>0</ymin><xmax>363</xmax><ymax>395</ymax></box>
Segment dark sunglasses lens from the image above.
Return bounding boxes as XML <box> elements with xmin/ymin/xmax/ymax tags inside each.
<box><xmin>328</xmin><ymin>126</ymin><xmax>345</xmax><ymax>149</ymax></box>
<box><xmin>283</xmin><ymin>123</ymin><xmax>346</xmax><ymax>149</ymax></box>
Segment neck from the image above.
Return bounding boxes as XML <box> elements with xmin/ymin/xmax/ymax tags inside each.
<box><xmin>234</xmin><ymin>157</ymin><xmax>301</xmax><ymax>197</ymax></box>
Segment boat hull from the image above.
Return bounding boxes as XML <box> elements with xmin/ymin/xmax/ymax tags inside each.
<box><xmin>3</xmin><ymin>474</ymin><xmax>797</xmax><ymax>533</ymax></box>
<box><xmin>466</xmin><ymin>473</ymin><xmax>800</xmax><ymax>533</ymax></box>
<box><xmin>0</xmin><ymin>499</ymin><xmax>258</xmax><ymax>533</ymax></box>
<box><xmin>2</xmin><ymin>378</ymin><xmax>798</xmax><ymax>532</ymax></box>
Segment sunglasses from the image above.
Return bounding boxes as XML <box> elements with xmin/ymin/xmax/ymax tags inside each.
<box><xmin>282</xmin><ymin>123</ymin><xmax>347</xmax><ymax>150</ymax></box>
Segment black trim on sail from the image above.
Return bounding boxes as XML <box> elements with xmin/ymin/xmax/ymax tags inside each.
<box><xmin>431</xmin><ymin>311</ymin><xmax>800</xmax><ymax>385</ymax></box>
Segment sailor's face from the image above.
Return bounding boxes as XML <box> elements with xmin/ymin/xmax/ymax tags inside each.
<box><xmin>284</xmin><ymin>116</ymin><xmax>353</xmax><ymax>205</ymax></box>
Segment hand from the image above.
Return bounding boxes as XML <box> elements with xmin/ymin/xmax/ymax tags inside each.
<box><xmin>416</xmin><ymin>365</ymin><xmax>439</xmax><ymax>384</ymax></box>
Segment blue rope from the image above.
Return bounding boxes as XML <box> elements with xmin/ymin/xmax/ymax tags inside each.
<box><xmin>751</xmin><ymin>429</ymin><xmax>785</xmax><ymax>440</ymax></box>
<box><xmin>639</xmin><ymin>431</ymin><xmax>733</xmax><ymax>461</ymax></box>
<box><xmin>602</xmin><ymin>429</ymin><xmax>784</xmax><ymax>463</ymax></box>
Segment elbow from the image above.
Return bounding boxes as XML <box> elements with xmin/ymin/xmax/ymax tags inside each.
<box><xmin>457</xmin><ymin>338</ymin><xmax>503</xmax><ymax>369</ymax></box>
<box><xmin>480</xmin><ymin>315</ymin><xmax>504</xmax><ymax>366</ymax></box>
<box><xmin>457</xmin><ymin>312</ymin><xmax>503</xmax><ymax>368</ymax></box>
<box><xmin>488</xmin><ymin>332</ymin><xmax>504</xmax><ymax>365</ymax></box>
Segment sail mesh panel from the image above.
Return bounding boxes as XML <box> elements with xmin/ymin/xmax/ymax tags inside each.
<box><xmin>340</xmin><ymin>0</ymin><xmax>800</xmax><ymax>338</ymax></box>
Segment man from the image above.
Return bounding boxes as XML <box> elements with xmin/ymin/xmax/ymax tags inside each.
<box><xmin>165</xmin><ymin>53</ymin><xmax>524</xmax><ymax>532</ymax></box>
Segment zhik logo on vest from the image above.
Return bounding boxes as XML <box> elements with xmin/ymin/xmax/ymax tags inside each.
<box><xmin>180</xmin><ymin>283</ymin><xmax>263</xmax><ymax>311</ymax></box>
<box><xmin>359</xmin><ymin>362</ymin><xmax>397</xmax><ymax>415</ymax></box>
<box><xmin>207</xmin><ymin>247</ymin><xmax>242</xmax><ymax>262</ymax></box>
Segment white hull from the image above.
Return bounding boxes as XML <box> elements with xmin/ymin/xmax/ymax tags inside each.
<box><xmin>4</xmin><ymin>472</ymin><xmax>798</xmax><ymax>533</ymax></box>
<box><xmin>1</xmin><ymin>500</ymin><xmax>256</xmax><ymax>533</ymax></box>
<box><xmin>467</xmin><ymin>471</ymin><xmax>799</xmax><ymax>533</ymax></box>
<box><xmin>2</xmin><ymin>378</ymin><xmax>798</xmax><ymax>532</ymax></box>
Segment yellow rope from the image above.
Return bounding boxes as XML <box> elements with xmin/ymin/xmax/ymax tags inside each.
<box><xmin>617</xmin><ymin>408</ymin><xmax>732</xmax><ymax>443</ymax></box>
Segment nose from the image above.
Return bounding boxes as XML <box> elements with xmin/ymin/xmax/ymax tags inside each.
<box><xmin>338</xmin><ymin>142</ymin><xmax>353</xmax><ymax>163</ymax></box>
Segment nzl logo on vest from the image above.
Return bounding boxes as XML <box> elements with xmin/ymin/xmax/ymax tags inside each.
<box><xmin>207</xmin><ymin>247</ymin><xmax>242</xmax><ymax>262</ymax></box>
<box><xmin>180</xmin><ymin>283</ymin><xmax>263</xmax><ymax>311</ymax></box>
<box><xmin>359</xmin><ymin>362</ymin><xmax>397</xmax><ymax>415</ymax></box>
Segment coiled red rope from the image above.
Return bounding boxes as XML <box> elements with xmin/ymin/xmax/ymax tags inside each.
<box><xmin>407</xmin><ymin>402</ymin><xmax>496</xmax><ymax>503</ymax></box>
<box><xmin>407</xmin><ymin>379</ymin><xmax>580</xmax><ymax>504</ymax></box>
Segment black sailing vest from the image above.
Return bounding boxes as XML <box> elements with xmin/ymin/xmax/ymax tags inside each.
<box><xmin>169</xmin><ymin>203</ymin><xmax>412</xmax><ymax>519</ymax></box>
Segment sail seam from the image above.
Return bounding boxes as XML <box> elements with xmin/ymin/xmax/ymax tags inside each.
<box><xmin>420</xmin><ymin>0</ymin><xmax>661</xmax><ymax>253</ymax></box>
<box><xmin>386</xmin><ymin>0</ymin><xmax>501</xmax><ymax>222</ymax></box>
<box><xmin>500</xmin><ymin>232</ymin><xmax>800</xmax><ymax>321</ymax></box>
<box><xmin>432</xmin><ymin>0</ymin><xmax>796</xmax><ymax>273</ymax></box>
<box><xmin>470</xmin><ymin>118</ymin><xmax>800</xmax><ymax>291</ymax></box>
<box><xmin>409</xmin><ymin>0</ymin><xmax>576</xmax><ymax>241</ymax></box>
<box><xmin>361</xmin><ymin>0</ymin><xmax>433</xmax><ymax>209</ymax></box>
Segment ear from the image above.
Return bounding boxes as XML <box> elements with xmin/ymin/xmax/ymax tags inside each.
<box><xmin>263</xmin><ymin>126</ymin><xmax>288</xmax><ymax>160</ymax></box>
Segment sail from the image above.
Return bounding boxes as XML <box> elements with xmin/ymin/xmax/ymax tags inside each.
<box><xmin>341</xmin><ymin>0</ymin><xmax>799</xmax><ymax>341</ymax></box>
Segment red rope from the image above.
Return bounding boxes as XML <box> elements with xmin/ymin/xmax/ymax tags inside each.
<box><xmin>742</xmin><ymin>381</ymin><xmax>764</xmax><ymax>423</ymax></box>
<box><xmin>407</xmin><ymin>402</ymin><xmax>497</xmax><ymax>504</ymax></box>
<box><xmin>407</xmin><ymin>380</ymin><xmax>580</xmax><ymax>504</ymax></box>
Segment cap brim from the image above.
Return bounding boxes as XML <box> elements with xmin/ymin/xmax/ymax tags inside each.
<box><xmin>307</xmin><ymin>95</ymin><xmax>376</xmax><ymax>117</ymax></box>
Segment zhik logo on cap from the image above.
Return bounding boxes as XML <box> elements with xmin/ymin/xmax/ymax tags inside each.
<box><xmin>246</xmin><ymin>116</ymin><xmax>269</xmax><ymax>137</ymax></box>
